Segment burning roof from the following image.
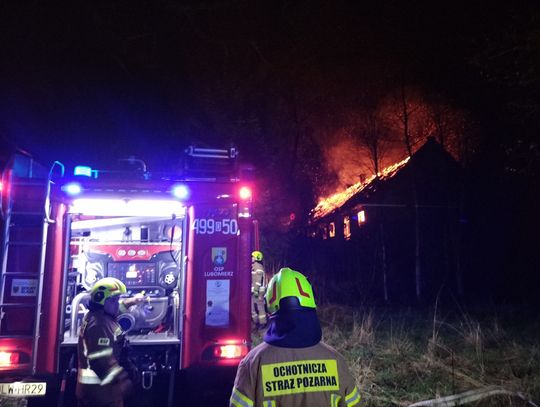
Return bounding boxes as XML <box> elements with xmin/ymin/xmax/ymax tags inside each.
<box><xmin>310</xmin><ymin>156</ymin><xmax>410</xmax><ymax>220</ymax></box>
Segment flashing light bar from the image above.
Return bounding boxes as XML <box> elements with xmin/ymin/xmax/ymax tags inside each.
<box><xmin>172</xmin><ymin>184</ymin><xmax>190</xmax><ymax>200</ymax></box>
<box><xmin>69</xmin><ymin>198</ymin><xmax>186</xmax><ymax>217</ymax></box>
<box><xmin>62</xmin><ymin>182</ymin><xmax>83</xmax><ymax>196</ymax></box>
<box><xmin>74</xmin><ymin>165</ymin><xmax>93</xmax><ymax>177</ymax></box>
<box><xmin>239</xmin><ymin>186</ymin><xmax>252</xmax><ymax>200</ymax></box>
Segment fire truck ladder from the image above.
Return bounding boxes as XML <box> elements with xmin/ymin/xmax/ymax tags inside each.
<box><xmin>0</xmin><ymin>160</ymin><xmax>60</xmax><ymax>375</ymax></box>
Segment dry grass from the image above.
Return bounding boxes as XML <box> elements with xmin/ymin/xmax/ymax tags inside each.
<box><xmin>318</xmin><ymin>305</ymin><xmax>540</xmax><ymax>407</ymax></box>
<box><xmin>250</xmin><ymin>305</ymin><xmax>540</xmax><ymax>406</ymax></box>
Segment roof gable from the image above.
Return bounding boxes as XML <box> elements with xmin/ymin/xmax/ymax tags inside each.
<box><xmin>310</xmin><ymin>138</ymin><xmax>460</xmax><ymax>221</ymax></box>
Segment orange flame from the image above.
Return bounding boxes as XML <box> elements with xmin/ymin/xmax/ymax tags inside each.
<box><xmin>311</xmin><ymin>156</ymin><xmax>410</xmax><ymax>220</ymax></box>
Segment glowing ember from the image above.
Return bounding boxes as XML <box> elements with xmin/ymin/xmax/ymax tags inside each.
<box><xmin>311</xmin><ymin>156</ymin><xmax>410</xmax><ymax>220</ymax></box>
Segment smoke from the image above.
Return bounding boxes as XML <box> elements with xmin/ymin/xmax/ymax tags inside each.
<box><xmin>322</xmin><ymin>136</ymin><xmax>373</xmax><ymax>195</ymax></box>
<box><xmin>314</xmin><ymin>85</ymin><xmax>472</xmax><ymax>204</ymax></box>
<box><xmin>321</xmin><ymin>135</ymin><xmax>407</xmax><ymax>198</ymax></box>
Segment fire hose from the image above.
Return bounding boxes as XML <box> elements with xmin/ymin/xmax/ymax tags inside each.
<box><xmin>407</xmin><ymin>385</ymin><xmax>539</xmax><ymax>407</ymax></box>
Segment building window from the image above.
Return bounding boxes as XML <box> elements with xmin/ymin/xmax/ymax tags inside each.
<box><xmin>343</xmin><ymin>216</ymin><xmax>351</xmax><ymax>240</ymax></box>
<box><xmin>357</xmin><ymin>210</ymin><xmax>366</xmax><ymax>226</ymax></box>
<box><xmin>329</xmin><ymin>222</ymin><xmax>336</xmax><ymax>238</ymax></box>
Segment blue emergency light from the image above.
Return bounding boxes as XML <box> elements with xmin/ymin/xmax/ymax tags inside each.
<box><xmin>74</xmin><ymin>165</ymin><xmax>93</xmax><ymax>177</ymax></box>
<box><xmin>172</xmin><ymin>184</ymin><xmax>190</xmax><ymax>200</ymax></box>
<box><xmin>62</xmin><ymin>182</ymin><xmax>82</xmax><ymax>196</ymax></box>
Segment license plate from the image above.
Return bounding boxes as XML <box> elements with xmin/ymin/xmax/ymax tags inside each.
<box><xmin>0</xmin><ymin>382</ymin><xmax>46</xmax><ymax>397</ymax></box>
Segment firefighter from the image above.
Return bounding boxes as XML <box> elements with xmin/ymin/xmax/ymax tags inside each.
<box><xmin>76</xmin><ymin>277</ymin><xmax>134</xmax><ymax>407</ymax></box>
<box><xmin>230</xmin><ymin>267</ymin><xmax>361</xmax><ymax>407</ymax></box>
<box><xmin>251</xmin><ymin>250</ymin><xmax>267</xmax><ymax>327</ymax></box>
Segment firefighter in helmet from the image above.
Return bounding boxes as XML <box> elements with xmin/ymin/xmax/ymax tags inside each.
<box><xmin>76</xmin><ymin>277</ymin><xmax>134</xmax><ymax>407</ymax></box>
<box><xmin>251</xmin><ymin>250</ymin><xmax>267</xmax><ymax>327</ymax></box>
<box><xmin>230</xmin><ymin>268</ymin><xmax>361</xmax><ymax>407</ymax></box>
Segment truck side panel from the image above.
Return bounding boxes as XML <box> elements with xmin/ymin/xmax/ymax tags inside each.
<box><xmin>36</xmin><ymin>202</ymin><xmax>67</xmax><ymax>374</ymax></box>
<box><xmin>182</xmin><ymin>203</ymin><xmax>251</xmax><ymax>368</ymax></box>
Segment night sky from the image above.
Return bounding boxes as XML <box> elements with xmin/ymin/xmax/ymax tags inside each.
<box><xmin>2</xmin><ymin>2</ymin><xmax>538</xmax><ymax>169</ymax></box>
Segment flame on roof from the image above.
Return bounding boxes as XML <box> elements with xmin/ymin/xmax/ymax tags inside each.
<box><xmin>311</xmin><ymin>156</ymin><xmax>410</xmax><ymax>220</ymax></box>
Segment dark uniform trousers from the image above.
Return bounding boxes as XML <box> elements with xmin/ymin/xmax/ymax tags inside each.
<box><xmin>76</xmin><ymin>309</ymin><xmax>130</xmax><ymax>407</ymax></box>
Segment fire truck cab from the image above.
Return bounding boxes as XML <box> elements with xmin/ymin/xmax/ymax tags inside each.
<box><xmin>0</xmin><ymin>147</ymin><xmax>255</xmax><ymax>405</ymax></box>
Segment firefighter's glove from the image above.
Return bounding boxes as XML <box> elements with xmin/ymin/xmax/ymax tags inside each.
<box><xmin>128</xmin><ymin>292</ymin><xmax>149</xmax><ymax>307</ymax></box>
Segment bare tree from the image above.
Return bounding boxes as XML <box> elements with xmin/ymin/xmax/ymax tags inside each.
<box><xmin>380</xmin><ymin>86</ymin><xmax>473</xmax><ymax>300</ymax></box>
<box><xmin>344</xmin><ymin>104</ymin><xmax>394</xmax><ymax>301</ymax></box>
<box><xmin>347</xmin><ymin>107</ymin><xmax>392</xmax><ymax>176</ymax></box>
<box><xmin>380</xmin><ymin>86</ymin><xmax>429</xmax><ymax>300</ymax></box>
<box><xmin>380</xmin><ymin>86</ymin><xmax>434</xmax><ymax>154</ymax></box>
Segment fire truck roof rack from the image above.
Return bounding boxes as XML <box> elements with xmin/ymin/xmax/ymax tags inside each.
<box><xmin>184</xmin><ymin>146</ymin><xmax>237</xmax><ymax>159</ymax></box>
<box><xmin>80</xmin><ymin>157</ymin><xmax>150</xmax><ymax>181</ymax></box>
<box><xmin>182</xmin><ymin>146</ymin><xmax>239</xmax><ymax>181</ymax></box>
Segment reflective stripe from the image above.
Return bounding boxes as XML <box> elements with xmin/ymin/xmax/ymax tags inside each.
<box><xmin>114</xmin><ymin>325</ymin><xmax>122</xmax><ymax>339</ymax></box>
<box><xmin>230</xmin><ymin>388</ymin><xmax>253</xmax><ymax>407</ymax></box>
<box><xmin>331</xmin><ymin>393</ymin><xmax>342</xmax><ymax>407</ymax></box>
<box><xmin>345</xmin><ymin>387</ymin><xmax>361</xmax><ymax>406</ymax></box>
<box><xmin>78</xmin><ymin>368</ymin><xmax>101</xmax><ymax>384</ymax></box>
<box><xmin>263</xmin><ymin>401</ymin><xmax>276</xmax><ymax>407</ymax></box>
<box><xmin>101</xmin><ymin>365</ymin><xmax>124</xmax><ymax>385</ymax></box>
<box><xmin>87</xmin><ymin>347</ymin><xmax>113</xmax><ymax>360</ymax></box>
<box><xmin>78</xmin><ymin>365</ymin><xmax>123</xmax><ymax>386</ymax></box>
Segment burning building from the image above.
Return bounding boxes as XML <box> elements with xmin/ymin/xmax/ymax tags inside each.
<box><xmin>305</xmin><ymin>138</ymin><xmax>464</xmax><ymax>305</ymax></box>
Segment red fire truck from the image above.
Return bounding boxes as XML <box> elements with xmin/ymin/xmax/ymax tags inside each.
<box><xmin>0</xmin><ymin>147</ymin><xmax>256</xmax><ymax>406</ymax></box>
